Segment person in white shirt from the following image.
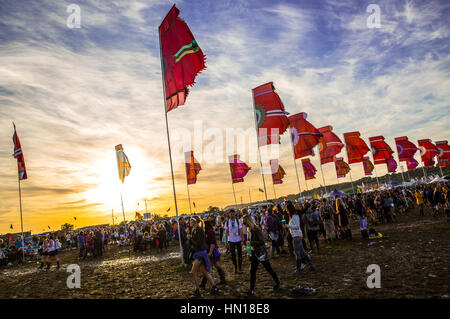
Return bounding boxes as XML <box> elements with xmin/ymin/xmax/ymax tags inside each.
<box><xmin>224</xmin><ymin>209</ymin><xmax>244</xmax><ymax>274</ymax></box>
<box><xmin>284</xmin><ymin>201</ymin><xmax>314</xmax><ymax>274</ymax></box>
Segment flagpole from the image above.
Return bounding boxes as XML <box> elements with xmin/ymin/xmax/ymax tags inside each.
<box><xmin>186</xmin><ymin>182</ymin><xmax>193</xmax><ymax>215</ymax></box>
<box><xmin>289</xmin><ymin>133</ymin><xmax>303</xmax><ymax>197</ymax></box>
<box><xmin>249</xmin><ymin>189</ymin><xmax>252</xmax><ymax>204</ymax></box>
<box><xmin>373</xmin><ymin>165</ymin><xmax>380</xmax><ymax>187</ymax></box>
<box><xmin>231</xmin><ymin>181</ymin><xmax>238</xmax><ymax>208</ymax></box>
<box><xmin>319</xmin><ymin>163</ymin><xmax>328</xmax><ymax>193</ymax></box>
<box><xmin>17</xmin><ymin>163</ymin><xmax>25</xmax><ymax>262</ymax></box>
<box><xmin>349</xmin><ymin>169</ymin><xmax>356</xmax><ymax>193</ymax></box>
<box><xmin>120</xmin><ymin>193</ymin><xmax>126</xmax><ymax>222</ymax></box>
<box><xmin>272</xmin><ymin>183</ymin><xmax>277</xmax><ymax>200</ymax></box>
<box><xmin>251</xmin><ymin>92</ymin><xmax>268</xmax><ymax>201</ymax></box>
<box><xmin>112</xmin><ymin>209</ymin><xmax>114</xmax><ymax>226</ymax></box>
<box><xmin>158</xmin><ymin>25</ymin><xmax>184</xmax><ymax>266</ymax></box>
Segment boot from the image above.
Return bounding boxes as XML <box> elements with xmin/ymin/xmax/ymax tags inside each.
<box><xmin>56</xmin><ymin>261</ymin><xmax>60</xmax><ymax>269</ymax></box>
<box><xmin>347</xmin><ymin>229</ymin><xmax>352</xmax><ymax>240</ymax></box>
<box><xmin>199</xmin><ymin>277</ymin><xmax>207</xmax><ymax>289</ymax></box>
<box><xmin>38</xmin><ymin>262</ymin><xmax>44</xmax><ymax>270</ymax></box>
<box><xmin>217</xmin><ymin>266</ymin><xmax>226</xmax><ymax>285</ymax></box>
<box><xmin>46</xmin><ymin>262</ymin><xmax>51</xmax><ymax>270</ymax></box>
<box><xmin>294</xmin><ymin>259</ymin><xmax>303</xmax><ymax>274</ymax></box>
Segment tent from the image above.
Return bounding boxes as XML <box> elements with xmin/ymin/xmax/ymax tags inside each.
<box><xmin>428</xmin><ymin>176</ymin><xmax>448</xmax><ymax>184</ymax></box>
<box><xmin>325</xmin><ymin>189</ymin><xmax>346</xmax><ymax>198</ymax></box>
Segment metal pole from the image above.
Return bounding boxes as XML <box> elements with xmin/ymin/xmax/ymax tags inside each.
<box><xmin>112</xmin><ymin>209</ymin><xmax>114</xmax><ymax>226</ymax></box>
<box><xmin>158</xmin><ymin>24</ymin><xmax>184</xmax><ymax>266</ymax></box>
<box><xmin>251</xmin><ymin>90</ymin><xmax>268</xmax><ymax>201</ymax></box>
<box><xmin>249</xmin><ymin>189</ymin><xmax>252</xmax><ymax>204</ymax></box>
<box><xmin>120</xmin><ymin>193</ymin><xmax>126</xmax><ymax>222</ymax></box>
<box><xmin>231</xmin><ymin>182</ymin><xmax>238</xmax><ymax>208</ymax></box>
<box><xmin>289</xmin><ymin>132</ymin><xmax>303</xmax><ymax>196</ymax></box>
<box><xmin>17</xmin><ymin>168</ymin><xmax>25</xmax><ymax>262</ymax></box>
<box><xmin>272</xmin><ymin>183</ymin><xmax>277</xmax><ymax>200</ymax></box>
<box><xmin>319</xmin><ymin>163</ymin><xmax>328</xmax><ymax>193</ymax></box>
<box><xmin>186</xmin><ymin>182</ymin><xmax>192</xmax><ymax>215</ymax></box>
<box><xmin>349</xmin><ymin>169</ymin><xmax>355</xmax><ymax>194</ymax></box>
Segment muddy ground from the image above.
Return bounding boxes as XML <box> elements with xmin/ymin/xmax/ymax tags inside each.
<box><xmin>1</xmin><ymin>207</ymin><xmax>449</xmax><ymax>299</ymax></box>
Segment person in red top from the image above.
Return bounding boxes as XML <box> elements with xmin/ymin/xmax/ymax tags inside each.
<box><xmin>200</xmin><ymin>221</ymin><xmax>226</xmax><ymax>288</ymax></box>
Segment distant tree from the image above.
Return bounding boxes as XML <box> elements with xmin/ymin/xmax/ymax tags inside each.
<box><xmin>61</xmin><ymin>223</ymin><xmax>74</xmax><ymax>232</ymax></box>
<box><xmin>206</xmin><ymin>206</ymin><xmax>220</xmax><ymax>213</ymax></box>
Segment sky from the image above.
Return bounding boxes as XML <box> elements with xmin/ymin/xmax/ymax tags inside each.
<box><xmin>0</xmin><ymin>0</ymin><xmax>449</xmax><ymax>234</ymax></box>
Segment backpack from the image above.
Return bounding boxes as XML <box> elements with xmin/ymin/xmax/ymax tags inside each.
<box><xmin>322</xmin><ymin>206</ymin><xmax>332</xmax><ymax>220</ymax></box>
<box><xmin>307</xmin><ymin>211</ymin><xmax>321</xmax><ymax>227</ymax></box>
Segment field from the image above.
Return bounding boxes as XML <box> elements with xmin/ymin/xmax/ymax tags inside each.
<box><xmin>1</xmin><ymin>207</ymin><xmax>449</xmax><ymax>299</ymax></box>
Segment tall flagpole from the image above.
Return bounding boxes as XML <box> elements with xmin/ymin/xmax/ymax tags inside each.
<box><xmin>319</xmin><ymin>163</ymin><xmax>328</xmax><ymax>193</ymax></box>
<box><xmin>349</xmin><ymin>169</ymin><xmax>356</xmax><ymax>193</ymax></box>
<box><xmin>231</xmin><ymin>182</ymin><xmax>238</xmax><ymax>208</ymax></box>
<box><xmin>249</xmin><ymin>189</ymin><xmax>252</xmax><ymax>204</ymax></box>
<box><xmin>251</xmin><ymin>91</ymin><xmax>268</xmax><ymax>201</ymax></box>
<box><xmin>120</xmin><ymin>193</ymin><xmax>126</xmax><ymax>222</ymax></box>
<box><xmin>112</xmin><ymin>209</ymin><xmax>114</xmax><ymax>226</ymax></box>
<box><xmin>289</xmin><ymin>132</ymin><xmax>303</xmax><ymax>197</ymax></box>
<box><xmin>158</xmin><ymin>25</ymin><xmax>184</xmax><ymax>266</ymax></box>
<box><xmin>17</xmin><ymin>163</ymin><xmax>25</xmax><ymax>262</ymax></box>
<box><xmin>186</xmin><ymin>182</ymin><xmax>193</xmax><ymax>215</ymax></box>
<box><xmin>373</xmin><ymin>165</ymin><xmax>381</xmax><ymax>187</ymax></box>
<box><xmin>272</xmin><ymin>183</ymin><xmax>277</xmax><ymax>200</ymax></box>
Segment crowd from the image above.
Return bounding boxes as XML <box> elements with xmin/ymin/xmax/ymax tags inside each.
<box><xmin>1</xmin><ymin>182</ymin><xmax>449</xmax><ymax>296</ymax></box>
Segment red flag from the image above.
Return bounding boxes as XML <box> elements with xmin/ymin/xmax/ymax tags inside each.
<box><xmin>334</xmin><ymin>157</ymin><xmax>350</xmax><ymax>178</ymax></box>
<box><xmin>12</xmin><ymin>123</ymin><xmax>27</xmax><ymax>180</ymax></box>
<box><xmin>289</xmin><ymin>112</ymin><xmax>322</xmax><ymax>159</ymax></box>
<box><xmin>362</xmin><ymin>156</ymin><xmax>374</xmax><ymax>176</ymax></box>
<box><xmin>395</xmin><ymin>136</ymin><xmax>419</xmax><ymax>170</ymax></box>
<box><xmin>301</xmin><ymin>158</ymin><xmax>317</xmax><ymax>180</ymax></box>
<box><xmin>386</xmin><ymin>157</ymin><xmax>397</xmax><ymax>173</ymax></box>
<box><xmin>185</xmin><ymin>151</ymin><xmax>201</xmax><ymax>185</ymax></box>
<box><xmin>229</xmin><ymin>155</ymin><xmax>251</xmax><ymax>183</ymax></box>
<box><xmin>435</xmin><ymin>141</ymin><xmax>450</xmax><ymax>168</ymax></box>
<box><xmin>344</xmin><ymin>131</ymin><xmax>369</xmax><ymax>164</ymax></box>
<box><xmin>270</xmin><ymin>159</ymin><xmax>286</xmax><ymax>184</ymax></box>
<box><xmin>318</xmin><ymin>125</ymin><xmax>344</xmax><ymax>165</ymax></box>
<box><xmin>159</xmin><ymin>5</ymin><xmax>206</xmax><ymax>112</ymax></box>
<box><xmin>418</xmin><ymin>139</ymin><xmax>439</xmax><ymax>168</ymax></box>
<box><xmin>253</xmin><ymin>82</ymin><xmax>289</xmax><ymax>146</ymax></box>
<box><xmin>369</xmin><ymin>136</ymin><xmax>394</xmax><ymax>165</ymax></box>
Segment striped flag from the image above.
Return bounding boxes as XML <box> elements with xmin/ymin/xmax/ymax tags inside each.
<box><xmin>12</xmin><ymin>123</ymin><xmax>27</xmax><ymax>180</ymax></box>
<box><xmin>115</xmin><ymin>144</ymin><xmax>131</xmax><ymax>183</ymax></box>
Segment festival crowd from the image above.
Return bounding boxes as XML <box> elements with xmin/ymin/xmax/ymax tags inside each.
<box><xmin>1</xmin><ymin>182</ymin><xmax>449</xmax><ymax>296</ymax></box>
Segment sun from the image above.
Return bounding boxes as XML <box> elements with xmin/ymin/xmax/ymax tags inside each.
<box><xmin>83</xmin><ymin>146</ymin><xmax>158</xmax><ymax>215</ymax></box>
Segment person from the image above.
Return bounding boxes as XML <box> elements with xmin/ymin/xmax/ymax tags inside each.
<box><xmin>284</xmin><ymin>201</ymin><xmax>314</xmax><ymax>274</ymax></box>
<box><xmin>224</xmin><ymin>209</ymin><xmax>244</xmax><ymax>274</ymax></box>
<box><xmin>78</xmin><ymin>231</ymin><xmax>86</xmax><ymax>260</ymax></box>
<box><xmin>320</xmin><ymin>198</ymin><xmax>336</xmax><ymax>243</ymax></box>
<box><xmin>38</xmin><ymin>236</ymin><xmax>49</xmax><ymax>270</ymax></box>
<box><xmin>188</xmin><ymin>216</ymin><xmax>218</xmax><ymax>297</ymax></box>
<box><xmin>355</xmin><ymin>194</ymin><xmax>369</xmax><ymax>239</ymax></box>
<box><xmin>86</xmin><ymin>231</ymin><xmax>95</xmax><ymax>258</ymax></box>
<box><xmin>178</xmin><ymin>217</ymin><xmax>190</xmax><ymax>266</ymax></box>
<box><xmin>65</xmin><ymin>232</ymin><xmax>72</xmax><ymax>250</ymax></box>
<box><xmin>305</xmin><ymin>203</ymin><xmax>321</xmax><ymax>253</ymax></box>
<box><xmin>200</xmin><ymin>221</ymin><xmax>226</xmax><ymax>288</ymax></box>
<box><xmin>46</xmin><ymin>235</ymin><xmax>60</xmax><ymax>269</ymax></box>
<box><xmin>242</xmin><ymin>213</ymin><xmax>280</xmax><ymax>296</ymax></box>
<box><xmin>265</xmin><ymin>207</ymin><xmax>281</xmax><ymax>258</ymax></box>
<box><xmin>336</xmin><ymin>198</ymin><xmax>351</xmax><ymax>240</ymax></box>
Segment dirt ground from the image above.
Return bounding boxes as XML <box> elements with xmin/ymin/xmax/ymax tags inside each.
<box><xmin>1</xmin><ymin>207</ymin><xmax>449</xmax><ymax>299</ymax></box>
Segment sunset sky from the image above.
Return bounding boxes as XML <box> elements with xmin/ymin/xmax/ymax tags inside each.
<box><xmin>1</xmin><ymin>0</ymin><xmax>449</xmax><ymax>234</ymax></box>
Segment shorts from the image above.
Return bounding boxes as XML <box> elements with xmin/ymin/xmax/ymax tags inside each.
<box><xmin>48</xmin><ymin>250</ymin><xmax>57</xmax><ymax>256</ymax></box>
<box><xmin>192</xmin><ymin>250</ymin><xmax>211</xmax><ymax>271</ymax></box>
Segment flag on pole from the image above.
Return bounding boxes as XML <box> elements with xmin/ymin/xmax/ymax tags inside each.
<box><xmin>258</xmin><ymin>188</ymin><xmax>265</xmax><ymax>193</ymax></box>
<box><xmin>418</xmin><ymin>139</ymin><xmax>439</xmax><ymax>168</ymax></box>
<box><xmin>12</xmin><ymin>123</ymin><xmax>27</xmax><ymax>180</ymax></box>
<box><xmin>115</xmin><ymin>144</ymin><xmax>131</xmax><ymax>183</ymax></box>
<box><xmin>435</xmin><ymin>141</ymin><xmax>450</xmax><ymax>168</ymax></box>
<box><xmin>386</xmin><ymin>157</ymin><xmax>397</xmax><ymax>173</ymax></box>
<box><xmin>301</xmin><ymin>158</ymin><xmax>317</xmax><ymax>180</ymax></box>
<box><xmin>185</xmin><ymin>151</ymin><xmax>202</xmax><ymax>184</ymax></box>
<box><xmin>395</xmin><ymin>136</ymin><xmax>419</xmax><ymax>171</ymax></box>
<box><xmin>369</xmin><ymin>136</ymin><xmax>394</xmax><ymax>165</ymax></box>
<box><xmin>193</xmin><ymin>202</ymin><xmax>196</xmax><ymax>208</ymax></box>
<box><xmin>252</xmin><ymin>82</ymin><xmax>289</xmax><ymax>146</ymax></box>
<box><xmin>343</xmin><ymin>131</ymin><xmax>369</xmax><ymax>164</ymax></box>
<box><xmin>135</xmin><ymin>212</ymin><xmax>143</xmax><ymax>221</ymax></box>
<box><xmin>10</xmin><ymin>224</ymin><xmax>13</xmax><ymax>230</ymax></box>
<box><xmin>270</xmin><ymin>159</ymin><xmax>286</xmax><ymax>184</ymax></box>
<box><xmin>167</xmin><ymin>207</ymin><xmax>171</xmax><ymax>212</ymax></box>
<box><xmin>362</xmin><ymin>156</ymin><xmax>374</xmax><ymax>176</ymax></box>
<box><xmin>48</xmin><ymin>225</ymin><xmax>50</xmax><ymax>229</ymax></box>
<box><xmin>289</xmin><ymin>112</ymin><xmax>322</xmax><ymax>159</ymax></box>
<box><xmin>159</xmin><ymin>5</ymin><xmax>206</xmax><ymax>112</ymax></box>
<box><xmin>318</xmin><ymin>125</ymin><xmax>344</xmax><ymax>165</ymax></box>
<box><xmin>334</xmin><ymin>157</ymin><xmax>350</xmax><ymax>178</ymax></box>
<box><xmin>229</xmin><ymin>154</ymin><xmax>251</xmax><ymax>183</ymax></box>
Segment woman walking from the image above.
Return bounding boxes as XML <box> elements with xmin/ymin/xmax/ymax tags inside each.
<box><xmin>242</xmin><ymin>214</ymin><xmax>280</xmax><ymax>296</ymax></box>
<box><xmin>200</xmin><ymin>221</ymin><xmax>226</xmax><ymax>288</ymax></box>
<box><xmin>284</xmin><ymin>202</ymin><xmax>314</xmax><ymax>274</ymax></box>
<box><xmin>336</xmin><ymin>198</ymin><xmax>352</xmax><ymax>240</ymax></box>
<box><xmin>189</xmin><ymin>216</ymin><xmax>218</xmax><ymax>297</ymax></box>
